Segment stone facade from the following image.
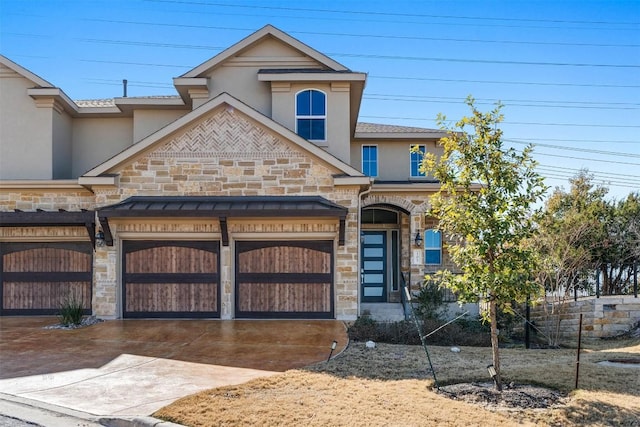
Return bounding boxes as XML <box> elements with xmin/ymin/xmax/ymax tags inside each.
<box><xmin>530</xmin><ymin>295</ymin><xmax>640</xmax><ymax>342</ymax></box>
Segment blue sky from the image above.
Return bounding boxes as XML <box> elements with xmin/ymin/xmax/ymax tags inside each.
<box><xmin>1</xmin><ymin>0</ymin><xmax>638</xmax><ymax>200</ymax></box>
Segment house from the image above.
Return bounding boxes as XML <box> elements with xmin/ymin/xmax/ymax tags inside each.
<box><xmin>0</xmin><ymin>25</ymin><xmax>456</xmax><ymax>321</ymax></box>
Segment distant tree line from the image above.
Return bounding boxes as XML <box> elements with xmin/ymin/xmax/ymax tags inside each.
<box><xmin>530</xmin><ymin>171</ymin><xmax>640</xmax><ymax>298</ymax></box>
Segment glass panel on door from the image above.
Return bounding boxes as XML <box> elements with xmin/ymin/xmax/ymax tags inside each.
<box><xmin>361</xmin><ymin>231</ymin><xmax>387</xmax><ymax>302</ymax></box>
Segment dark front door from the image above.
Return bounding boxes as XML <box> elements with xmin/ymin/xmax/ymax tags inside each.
<box><xmin>361</xmin><ymin>231</ymin><xmax>387</xmax><ymax>302</ymax></box>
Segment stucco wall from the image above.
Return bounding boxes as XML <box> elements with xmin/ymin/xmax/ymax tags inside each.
<box><xmin>133</xmin><ymin>109</ymin><xmax>187</xmax><ymax>143</ymax></box>
<box><xmin>52</xmin><ymin>109</ymin><xmax>73</xmax><ymax>178</ymax></box>
<box><xmin>72</xmin><ymin>117</ymin><xmax>133</xmax><ymax>177</ymax></box>
<box><xmin>350</xmin><ymin>139</ymin><xmax>442</xmax><ymax>180</ymax></box>
<box><xmin>0</xmin><ymin>69</ymin><xmax>53</xmax><ymax>179</ymax></box>
<box><xmin>272</xmin><ymin>82</ymin><xmax>351</xmax><ymax>164</ymax></box>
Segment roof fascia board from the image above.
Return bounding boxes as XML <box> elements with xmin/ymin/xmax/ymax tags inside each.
<box><xmin>77</xmin><ymin>176</ymin><xmax>118</xmax><ymax>186</ymax></box>
<box><xmin>83</xmin><ymin>92</ymin><xmax>364</xmax><ymax>178</ymax></box>
<box><xmin>0</xmin><ymin>54</ymin><xmax>54</xmax><ymax>87</ymax></box>
<box><xmin>0</xmin><ymin>180</ymin><xmax>89</xmax><ymax>191</ymax></box>
<box><xmin>333</xmin><ymin>176</ymin><xmax>372</xmax><ymax>186</ymax></box>
<box><xmin>258</xmin><ymin>72</ymin><xmax>366</xmax><ymax>82</ymax></box>
<box><xmin>182</xmin><ymin>25</ymin><xmax>349</xmax><ymax>78</ymax></box>
<box><xmin>27</xmin><ymin>88</ymin><xmax>79</xmax><ymax>115</ymax></box>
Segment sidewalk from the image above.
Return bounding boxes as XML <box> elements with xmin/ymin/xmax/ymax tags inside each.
<box><xmin>0</xmin><ymin>393</ymin><xmax>182</xmax><ymax>427</ymax></box>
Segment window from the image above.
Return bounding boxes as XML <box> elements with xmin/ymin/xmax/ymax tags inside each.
<box><xmin>296</xmin><ymin>89</ymin><xmax>326</xmax><ymax>141</ymax></box>
<box><xmin>362</xmin><ymin>145</ymin><xmax>378</xmax><ymax>177</ymax></box>
<box><xmin>410</xmin><ymin>144</ymin><xmax>426</xmax><ymax>177</ymax></box>
<box><xmin>424</xmin><ymin>229</ymin><xmax>441</xmax><ymax>264</ymax></box>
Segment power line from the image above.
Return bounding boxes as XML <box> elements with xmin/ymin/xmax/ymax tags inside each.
<box><xmin>370</xmin><ymin>75</ymin><xmax>640</xmax><ymax>89</ymax></box>
<box><xmin>146</xmin><ymin>0</ymin><xmax>640</xmax><ymax>27</ymax></box>
<box><xmin>363</xmin><ymin>94</ymin><xmax>640</xmax><ymax>111</ymax></box>
<box><xmin>506</xmin><ymin>140</ymin><xmax>640</xmax><ymax>158</ymax></box>
<box><xmin>331</xmin><ymin>52</ymin><xmax>640</xmax><ymax>69</ymax></box>
<box><xmin>361</xmin><ymin>115</ymin><xmax>640</xmax><ymax>129</ymax></box>
<box><xmin>509</xmin><ymin>137</ymin><xmax>639</xmax><ymax>144</ymax></box>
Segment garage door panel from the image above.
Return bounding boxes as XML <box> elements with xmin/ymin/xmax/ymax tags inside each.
<box><xmin>235</xmin><ymin>241</ymin><xmax>334</xmax><ymax>319</ymax></box>
<box><xmin>1</xmin><ymin>242</ymin><xmax>92</xmax><ymax>316</ymax></box>
<box><xmin>122</xmin><ymin>241</ymin><xmax>220</xmax><ymax>318</ymax></box>
<box><xmin>238</xmin><ymin>246</ymin><xmax>330</xmax><ymax>274</ymax></box>
<box><xmin>238</xmin><ymin>282</ymin><xmax>331</xmax><ymax>313</ymax></box>
<box><xmin>125</xmin><ymin>282</ymin><xmax>217</xmax><ymax>313</ymax></box>
<box><xmin>2</xmin><ymin>281</ymin><xmax>91</xmax><ymax>310</ymax></box>
<box><xmin>126</xmin><ymin>246</ymin><xmax>217</xmax><ymax>274</ymax></box>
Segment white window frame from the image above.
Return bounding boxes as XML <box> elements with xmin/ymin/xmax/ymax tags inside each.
<box><xmin>424</xmin><ymin>229</ymin><xmax>442</xmax><ymax>265</ymax></box>
<box><xmin>361</xmin><ymin>144</ymin><xmax>379</xmax><ymax>177</ymax></box>
<box><xmin>410</xmin><ymin>144</ymin><xmax>426</xmax><ymax>178</ymax></box>
<box><xmin>295</xmin><ymin>89</ymin><xmax>327</xmax><ymax>142</ymax></box>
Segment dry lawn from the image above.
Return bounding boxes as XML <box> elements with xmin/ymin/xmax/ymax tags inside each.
<box><xmin>155</xmin><ymin>337</ymin><xmax>640</xmax><ymax>426</ymax></box>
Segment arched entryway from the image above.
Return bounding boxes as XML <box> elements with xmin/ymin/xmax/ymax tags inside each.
<box><xmin>360</xmin><ymin>204</ymin><xmax>410</xmax><ymax>306</ymax></box>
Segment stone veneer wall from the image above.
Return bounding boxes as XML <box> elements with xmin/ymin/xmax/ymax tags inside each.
<box><xmin>89</xmin><ymin>107</ymin><xmax>362</xmax><ymax>319</ymax></box>
<box><xmin>0</xmin><ymin>190</ymin><xmax>95</xmax><ymax>211</ymax></box>
<box><xmin>530</xmin><ymin>295</ymin><xmax>640</xmax><ymax>342</ymax></box>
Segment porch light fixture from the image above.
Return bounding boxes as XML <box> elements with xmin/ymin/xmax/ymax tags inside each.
<box><xmin>95</xmin><ymin>229</ymin><xmax>106</xmax><ymax>248</ymax></box>
<box><xmin>414</xmin><ymin>231</ymin><xmax>423</xmax><ymax>247</ymax></box>
<box><xmin>327</xmin><ymin>340</ymin><xmax>338</xmax><ymax>362</ymax></box>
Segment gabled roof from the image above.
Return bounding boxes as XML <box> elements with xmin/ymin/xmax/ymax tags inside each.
<box><xmin>0</xmin><ymin>54</ymin><xmax>54</xmax><ymax>88</ymax></box>
<box><xmin>182</xmin><ymin>25</ymin><xmax>350</xmax><ymax>77</ymax></box>
<box><xmin>81</xmin><ymin>92</ymin><xmax>364</xmax><ymax>178</ymax></box>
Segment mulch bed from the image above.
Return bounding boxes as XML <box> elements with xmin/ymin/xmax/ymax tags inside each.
<box><xmin>438</xmin><ymin>382</ymin><xmax>567</xmax><ymax>410</ymax></box>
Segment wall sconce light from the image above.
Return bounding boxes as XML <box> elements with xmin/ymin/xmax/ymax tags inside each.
<box><xmin>95</xmin><ymin>229</ymin><xmax>106</xmax><ymax>248</ymax></box>
<box><xmin>327</xmin><ymin>340</ymin><xmax>338</xmax><ymax>362</ymax></box>
<box><xmin>414</xmin><ymin>231</ymin><xmax>423</xmax><ymax>247</ymax></box>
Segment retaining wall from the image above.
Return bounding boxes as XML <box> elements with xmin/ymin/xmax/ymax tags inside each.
<box><xmin>530</xmin><ymin>295</ymin><xmax>640</xmax><ymax>342</ymax></box>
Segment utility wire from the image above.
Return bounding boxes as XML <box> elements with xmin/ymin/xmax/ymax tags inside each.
<box><xmin>146</xmin><ymin>0</ymin><xmax>640</xmax><ymax>28</ymax></box>
<box><xmin>370</xmin><ymin>75</ymin><xmax>640</xmax><ymax>89</ymax></box>
<box><xmin>361</xmin><ymin>115</ymin><xmax>640</xmax><ymax>129</ymax></box>
<box><xmin>506</xmin><ymin>140</ymin><xmax>640</xmax><ymax>159</ymax></box>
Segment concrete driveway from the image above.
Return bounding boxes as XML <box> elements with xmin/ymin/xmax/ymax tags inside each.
<box><xmin>0</xmin><ymin>317</ymin><xmax>347</xmax><ymax>417</ymax></box>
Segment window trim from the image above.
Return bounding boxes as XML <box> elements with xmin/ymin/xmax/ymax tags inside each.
<box><xmin>424</xmin><ymin>229</ymin><xmax>442</xmax><ymax>265</ymax></box>
<box><xmin>410</xmin><ymin>144</ymin><xmax>426</xmax><ymax>178</ymax></box>
<box><xmin>295</xmin><ymin>89</ymin><xmax>327</xmax><ymax>142</ymax></box>
<box><xmin>361</xmin><ymin>144</ymin><xmax>379</xmax><ymax>177</ymax></box>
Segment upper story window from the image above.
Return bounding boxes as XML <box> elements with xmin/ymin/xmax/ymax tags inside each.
<box><xmin>296</xmin><ymin>89</ymin><xmax>326</xmax><ymax>141</ymax></box>
<box><xmin>410</xmin><ymin>144</ymin><xmax>426</xmax><ymax>177</ymax></box>
<box><xmin>362</xmin><ymin>145</ymin><xmax>378</xmax><ymax>177</ymax></box>
<box><xmin>424</xmin><ymin>229</ymin><xmax>442</xmax><ymax>265</ymax></box>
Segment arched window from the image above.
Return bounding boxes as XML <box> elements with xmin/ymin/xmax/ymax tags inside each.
<box><xmin>296</xmin><ymin>89</ymin><xmax>326</xmax><ymax>141</ymax></box>
<box><xmin>424</xmin><ymin>229</ymin><xmax>441</xmax><ymax>265</ymax></box>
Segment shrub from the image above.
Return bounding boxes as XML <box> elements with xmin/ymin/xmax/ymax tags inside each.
<box><xmin>348</xmin><ymin>314</ymin><xmax>491</xmax><ymax>347</ymax></box>
<box><xmin>58</xmin><ymin>294</ymin><xmax>84</xmax><ymax>326</ymax></box>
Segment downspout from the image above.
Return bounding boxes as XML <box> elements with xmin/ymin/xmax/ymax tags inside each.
<box><xmin>357</xmin><ymin>179</ymin><xmax>374</xmax><ymax>318</ymax></box>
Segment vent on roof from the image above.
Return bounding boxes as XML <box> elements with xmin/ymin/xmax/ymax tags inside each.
<box><xmin>123</xmin><ymin>79</ymin><xmax>128</xmax><ymax>97</ymax></box>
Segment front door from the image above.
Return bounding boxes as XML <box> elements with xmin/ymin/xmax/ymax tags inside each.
<box><xmin>361</xmin><ymin>231</ymin><xmax>387</xmax><ymax>302</ymax></box>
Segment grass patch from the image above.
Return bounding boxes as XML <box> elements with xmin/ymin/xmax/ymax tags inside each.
<box><xmin>154</xmin><ymin>336</ymin><xmax>640</xmax><ymax>426</ymax></box>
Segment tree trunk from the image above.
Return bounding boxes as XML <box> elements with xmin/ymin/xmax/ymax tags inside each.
<box><xmin>490</xmin><ymin>297</ymin><xmax>503</xmax><ymax>391</ymax></box>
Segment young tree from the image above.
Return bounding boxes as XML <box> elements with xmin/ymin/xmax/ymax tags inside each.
<box><xmin>420</xmin><ymin>96</ymin><xmax>547</xmax><ymax>391</ymax></box>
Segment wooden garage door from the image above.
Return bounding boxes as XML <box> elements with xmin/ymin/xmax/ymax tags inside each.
<box><xmin>123</xmin><ymin>241</ymin><xmax>220</xmax><ymax>318</ymax></box>
<box><xmin>1</xmin><ymin>242</ymin><xmax>92</xmax><ymax>316</ymax></box>
<box><xmin>235</xmin><ymin>241</ymin><xmax>334</xmax><ymax>319</ymax></box>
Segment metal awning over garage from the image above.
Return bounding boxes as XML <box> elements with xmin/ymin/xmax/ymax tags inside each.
<box><xmin>97</xmin><ymin>196</ymin><xmax>348</xmax><ymax>246</ymax></box>
<box><xmin>0</xmin><ymin>210</ymin><xmax>96</xmax><ymax>245</ymax></box>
